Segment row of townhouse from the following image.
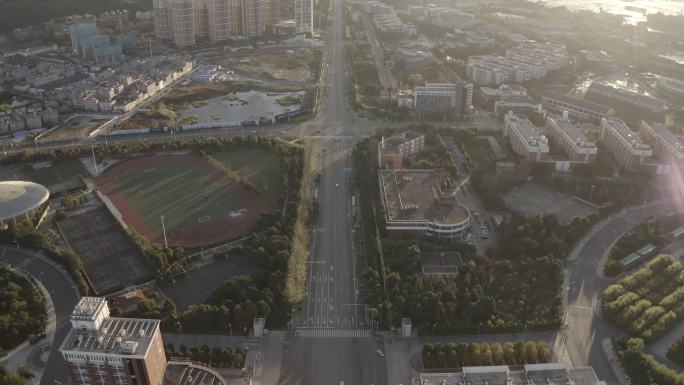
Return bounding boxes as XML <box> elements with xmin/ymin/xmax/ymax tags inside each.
<box><xmin>466</xmin><ymin>41</ymin><xmax>570</xmax><ymax>85</ymax></box>
<box><xmin>0</xmin><ymin>106</ymin><xmax>59</xmax><ymax>133</ymax></box>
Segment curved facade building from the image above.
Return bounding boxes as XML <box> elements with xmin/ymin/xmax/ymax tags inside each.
<box><xmin>0</xmin><ymin>181</ymin><xmax>50</xmax><ymax>226</ymax></box>
<box><xmin>379</xmin><ymin>169</ymin><xmax>470</xmax><ymax>238</ymax></box>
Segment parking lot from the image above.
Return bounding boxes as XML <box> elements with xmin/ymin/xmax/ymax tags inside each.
<box><xmin>449</xmin><ymin>140</ymin><xmax>496</xmax><ymax>255</ymax></box>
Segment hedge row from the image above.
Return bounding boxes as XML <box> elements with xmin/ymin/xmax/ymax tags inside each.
<box><xmin>602</xmin><ymin>255</ymin><xmax>684</xmax><ymax>341</ymax></box>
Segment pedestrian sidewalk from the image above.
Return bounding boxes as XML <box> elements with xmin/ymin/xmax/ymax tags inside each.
<box><xmin>602</xmin><ymin>338</ymin><xmax>630</xmax><ymax>385</ymax></box>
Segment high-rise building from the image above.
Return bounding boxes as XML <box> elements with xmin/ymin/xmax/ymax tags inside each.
<box><xmin>208</xmin><ymin>0</ymin><xmax>232</xmax><ymax>43</ymax></box>
<box><xmin>68</xmin><ymin>22</ymin><xmax>124</xmax><ymax>64</ymax></box>
<box><xmin>172</xmin><ymin>0</ymin><xmax>195</xmax><ymax>47</ymax></box>
<box><xmin>68</xmin><ymin>23</ymin><xmax>97</xmax><ymax>53</ymax></box>
<box><xmin>153</xmin><ymin>0</ymin><xmax>274</xmax><ymax>46</ymax></box>
<box><xmin>241</xmin><ymin>0</ymin><xmax>276</xmax><ymax>37</ymax></box>
<box><xmin>59</xmin><ymin>297</ymin><xmax>167</xmax><ymax>385</ymax></box>
<box><xmin>295</xmin><ymin>0</ymin><xmax>314</xmax><ymax>34</ymax></box>
<box><xmin>153</xmin><ymin>0</ymin><xmax>173</xmax><ymax>40</ymax></box>
<box><xmin>194</xmin><ymin>0</ymin><xmax>209</xmax><ymax>38</ymax></box>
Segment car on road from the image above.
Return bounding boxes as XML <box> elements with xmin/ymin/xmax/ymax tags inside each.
<box><xmin>376</xmin><ymin>349</ymin><xmax>385</xmax><ymax>357</ymax></box>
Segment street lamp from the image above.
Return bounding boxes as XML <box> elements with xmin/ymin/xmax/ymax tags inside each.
<box><xmin>160</xmin><ymin>215</ymin><xmax>168</xmax><ymax>248</ymax></box>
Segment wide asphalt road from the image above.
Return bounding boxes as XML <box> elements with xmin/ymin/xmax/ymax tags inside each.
<box><xmin>0</xmin><ymin>246</ymin><xmax>80</xmax><ymax>385</ymax></box>
<box><xmin>275</xmin><ymin>0</ymin><xmax>388</xmax><ymax>384</ymax></box>
<box><xmin>563</xmin><ymin>200</ymin><xmax>680</xmax><ymax>384</ymax></box>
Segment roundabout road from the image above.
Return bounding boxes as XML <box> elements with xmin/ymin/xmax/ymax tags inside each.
<box><xmin>561</xmin><ymin>200</ymin><xmax>680</xmax><ymax>384</ymax></box>
<box><xmin>0</xmin><ymin>246</ymin><xmax>80</xmax><ymax>385</ymax></box>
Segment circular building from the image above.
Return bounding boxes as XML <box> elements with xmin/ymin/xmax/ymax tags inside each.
<box><xmin>0</xmin><ymin>181</ymin><xmax>50</xmax><ymax>226</ymax></box>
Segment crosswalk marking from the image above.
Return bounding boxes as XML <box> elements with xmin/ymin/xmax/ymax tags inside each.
<box><xmin>295</xmin><ymin>328</ymin><xmax>371</xmax><ymax>338</ymax></box>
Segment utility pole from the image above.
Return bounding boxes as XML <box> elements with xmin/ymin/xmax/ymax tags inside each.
<box><xmin>91</xmin><ymin>146</ymin><xmax>98</xmax><ymax>174</ymax></box>
<box><xmin>160</xmin><ymin>215</ymin><xmax>168</xmax><ymax>248</ymax></box>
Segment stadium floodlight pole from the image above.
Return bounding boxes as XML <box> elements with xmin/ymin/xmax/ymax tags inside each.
<box><xmin>160</xmin><ymin>215</ymin><xmax>168</xmax><ymax>248</ymax></box>
<box><xmin>90</xmin><ymin>146</ymin><xmax>98</xmax><ymax>174</ymax></box>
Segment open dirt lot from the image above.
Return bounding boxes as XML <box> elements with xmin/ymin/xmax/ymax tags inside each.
<box><xmin>503</xmin><ymin>182</ymin><xmax>597</xmax><ymax>223</ymax></box>
<box><xmin>217</xmin><ymin>49</ymin><xmax>315</xmax><ymax>82</ymax></box>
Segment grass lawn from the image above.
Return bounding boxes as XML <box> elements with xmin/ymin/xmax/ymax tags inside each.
<box><xmin>113</xmin><ymin>159</ymin><xmax>244</xmax><ymax>236</ymax></box>
<box><xmin>469</xmin><ymin>140</ymin><xmax>496</xmax><ymax>171</ymax></box>
<box><xmin>211</xmin><ymin>148</ymin><xmax>282</xmax><ymax>199</ymax></box>
<box><xmin>24</xmin><ymin>159</ymin><xmax>88</xmax><ymax>187</ymax></box>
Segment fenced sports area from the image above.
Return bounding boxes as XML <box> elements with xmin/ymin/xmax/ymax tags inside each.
<box><xmin>57</xmin><ymin>207</ymin><xmax>154</xmax><ymax>294</ymax></box>
<box><xmin>95</xmin><ymin>152</ymin><xmax>280</xmax><ymax>246</ymax></box>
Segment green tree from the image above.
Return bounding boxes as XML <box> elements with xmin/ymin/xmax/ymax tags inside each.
<box><xmin>525</xmin><ymin>341</ymin><xmax>538</xmax><ymax>364</ymax></box>
<box><xmin>514</xmin><ymin>341</ymin><xmax>527</xmax><ymax>364</ymax></box>
<box><xmin>0</xmin><ymin>366</ymin><xmax>25</xmax><ymax>385</ymax></box>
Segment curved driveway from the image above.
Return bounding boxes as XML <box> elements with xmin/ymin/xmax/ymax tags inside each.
<box><xmin>0</xmin><ymin>246</ymin><xmax>80</xmax><ymax>385</ymax></box>
<box><xmin>562</xmin><ymin>200</ymin><xmax>679</xmax><ymax>383</ymax></box>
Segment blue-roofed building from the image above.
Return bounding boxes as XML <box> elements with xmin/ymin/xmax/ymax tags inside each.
<box><xmin>68</xmin><ymin>22</ymin><xmax>97</xmax><ymax>54</ymax></box>
<box><xmin>79</xmin><ymin>34</ymin><xmax>110</xmax><ymax>58</ymax></box>
<box><xmin>68</xmin><ymin>22</ymin><xmax>124</xmax><ymax>64</ymax></box>
<box><xmin>116</xmin><ymin>35</ymin><xmax>137</xmax><ymax>51</ymax></box>
<box><xmin>93</xmin><ymin>44</ymin><xmax>123</xmax><ymax>64</ymax></box>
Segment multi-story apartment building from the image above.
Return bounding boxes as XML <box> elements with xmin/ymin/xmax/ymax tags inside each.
<box><xmin>240</xmin><ymin>0</ymin><xmax>278</xmax><ymax>37</ymax></box>
<box><xmin>377</xmin><ymin>131</ymin><xmax>425</xmax><ymax>169</ymax></box>
<box><xmin>208</xmin><ymin>0</ymin><xmax>233</xmax><ymax>43</ymax></box>
<box><xmin>194</xmin><ymin>0</ymin><xmax>209</xmax><ymax>38</ymax></box>
<box><xmin>295</xmin><ymin>0</ymin><xmax>314</xmax><ymax>34</ymax></box>
<box><xmin>466</xmin><ymin>41</ymin><xmax>569</xmax><ymax>86</ymax></box>
<box><xmin>504</xmin><ymin>111</ymin><xmax>549</xmax><ymax>161</ymax></box>
<box><xmin>640</xmin><ymin>121</ymin><xmax>684</xmax><ymax>165</ymax></box>
<box><xmin>59</xmin><ymin>297</ymin><xmax>167</xmax><ymax>385</ymax></box>
<box><xmin>414</xmin><ymin>82</ymin><xmax>472</xmax><ymax>118</ymax></box>
<box><xmin>155</xmin><ymin>0</ymin><xmax>276</xmax><ymax>46</ymax></box>
<box><xmin>600</xmin><ymin>118</ymin><xmax>652</xmax><ymax>171</ymax></box>
<box><xmin>153</xmin><ymin>0</ymin><xmax>173</xmax><ymax>40</ymax></box>
<box><xmin>171</xmin><ymin>0</ymin><xmax>195</xmax><ymax>48</ymax></box>
<box><xmin>544</xmin><ymin>114</ymin><xmax>598</xmax><ymax>162</ymax></box>
<box><xmin>68</xmin><ymin>23</ymin><xmax>124</xmax><ymax>64</ymax></box>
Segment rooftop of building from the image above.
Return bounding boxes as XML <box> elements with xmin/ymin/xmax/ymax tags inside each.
<box><xmin>548</xmin><ymin>115</ymin><xmax>596</xmax><ymax>148</ymax></box>
<box><xmin>72</xmin><ymin>296</ymin><xmax>107</xmax><ymax>317</ymax></box>
<box><xmin>587</xmin><ymin>82</ymin><xmax>666</xmax><ymax>110</ymax></box>
<box><xmin>381</xmin><ymin>131</ymin><xmax>424</xmax><ymax>154</ymax></box>
<box><xmin>416</xmin><ymin>82</ymin><xmax>459</xmax><ymax>90</ymax></box>
<box><xmin>542</xmin><ymin>91</ymin><xmax>614</xmax><ymax>116</ymax></box>
<box><xmin>380</xmin><ymin>169</ymin><xmax>469</xmax><ymax>225</ymax></box>
<box><xmin>0</xmin><ymin>180</ymin><xmax>50</xmax><ymax>221</ymax></box>
<box><xmin>642</xmin><ymin>121</ymin><xmax>684</xmax><ymax>154</ymax></box>
<box><xmin>605</xmin><ymin>118</ymin><xmax>651</xmax><ymax>151</ymax></box>
<box><xmin>506</xmin><ymin>113</ymin><xmax>548</xmax><ymax>148</ymax></box>
<box><xmin>60</xmin><ymin>315</ymin><xmax>160</xmax><ymax>358</ymax></box>
<box><xmin>418</xmin><ymin>363</ymin><xmax>604</xmax><ymax>385</ymax></box>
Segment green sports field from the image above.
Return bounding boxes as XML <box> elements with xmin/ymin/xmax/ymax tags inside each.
<box><xmin>96</xmin><ymin>149</ymin><xmax>282</xmax><ymax>246</ymax></box>
<box><xmin>211</xmin><ymin>148</ymin><xmax>282</xmax><ymax>200</ymax></box>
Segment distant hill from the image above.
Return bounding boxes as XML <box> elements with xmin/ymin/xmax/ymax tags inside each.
<box><xmin>0</xmin><ymin>0</ymin><xmax>152</xmax><ymax>33</ymax></box>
